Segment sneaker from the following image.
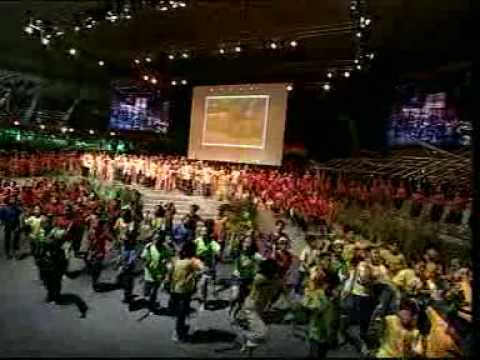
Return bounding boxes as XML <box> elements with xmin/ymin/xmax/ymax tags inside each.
<box><xmin>171</xmin><ymin>332</ymin><xmax>179</xmax><ymax>342</ymax></box>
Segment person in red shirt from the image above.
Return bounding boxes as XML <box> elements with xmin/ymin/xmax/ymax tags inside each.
<box><xmin>268</xmin><ymin>234</ymin><xmax>294</xmax><ymax>310</ymax></box>
<box><xmin>87</xmin><ymin>218</ymin><xmax>113</xmax><ymax>290</ymax></box>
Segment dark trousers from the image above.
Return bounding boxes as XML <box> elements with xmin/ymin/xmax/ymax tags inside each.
<box><xmin>117</xmin><ymin>267</ymin><xmax>135</xmax><ymax>301</ymax></box>
<box><xmin>342</xmin><ymin>294</ymin><xmax>375</xmax><ymax>352</ymax></box>
<box><xmin>44</xmin><ymin>272</ymin><xmax>63</xmax><ymax>302</ymax></box>
<box><xmin>89</xmin><ymin>258</ymin><xmax>104</xmax><ymax>290</ymax></box>
<box><xmin>171</xmin><ymin>292</ymin><xmax>192</xmax><ymax>340</ymax></box>
<box><xmin>4</xmin><ymin>224</ymin><xmax>20</xmax><ymax>257</ymax></box>
<box><xmin>308</xmin><ymin>340</ymin><xmax>329</xmax><ymax>358</ymax></box>
<box><xmin>144</xmin><ymin>280</ymin><xmax>160</xmax><ymax>309</ymax></box>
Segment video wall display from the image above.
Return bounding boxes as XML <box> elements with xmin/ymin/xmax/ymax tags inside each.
<box><xmin>388</xmin><ymin>84</ymin><xmax>471</xmax><ymax>147</ymax></box>
<box><xmin>109</xmin><ymin>81</ymin><xmax>169</xmax><ymax>134</ymax></box>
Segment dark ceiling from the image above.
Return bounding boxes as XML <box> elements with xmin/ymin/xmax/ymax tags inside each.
<box><xmin>0</xmin><ymin>0</ymin><xmax>473</xmax><ymax>84</ymax></box>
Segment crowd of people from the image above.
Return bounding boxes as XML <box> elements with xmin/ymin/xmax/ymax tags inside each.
<box><xmin>0</xmin><ymin>159</ymin><xmax>473</xmax><ymax>357</ymax></box>
<box><xmin>0</xmin><ymin>151</ymin><xmax>471</xmax><ymax>230</ymax></box>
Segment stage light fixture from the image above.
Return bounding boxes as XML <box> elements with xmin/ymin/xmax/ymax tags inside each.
<box><xmin>219</xmin><ymin>48</ymin><xmax>225</xmax><ymax>54</ymax></box>
<box><xmin>181</xmin><ymin>79</ymin><xmax>187</xmax><ymax>85</ymax></box>
<box><xmin>24</xmin><ymin>26</ymin><xmax>34</xmax><ymax>34</ymax></box>
<box><xmin>61</xmin><ymin>127</ymin><xmax>68</xmax><ymax>133</ymax></box>
<box><xmin>89</xmin><ymin>129</ymin><xmax>95</xmax><ymax>135</ymax></box>
<box><xmin>39</xmin><ymin>124</ymin><xmax>45</xmax><ymax>130</ymax></box>
<box><xmin>68</xmin><ymin>48</ymin><xmax>77</xmax><ymax>55</ymax></box>
<box><xmin>179</xmin><ymin>2</ymin><xmax>186</xmax><ymax>7</ymax></box>
<box><xmin>168</xmin><ymin>54</ymin><xmax>175</xmax><ymax>60</ymax></box>
<box><xmin>365</xmin><ymin>18</ymin><xmax>372</xmax><ymax>25</ymax></box>
<box><xmin>110</xmin><ymin>131</ymin><xmax>116</xmax><ymax>136</ymax></box>
<box><xmin>171</xmin><ymin>80</ymin><xmax>178</xmax><ymax>85</ymax></box>
<box><xmin>86</xmin><ymin>24</ymin><xmax>93</xmax><ymax>29</ymax></box>
<box><xmin>41</xmin><ymin>37</ymin><xmax>50</xmax><ymax>45</ymax></box>
<box><xmin>344</xmin><ymin>71</ymin><xmax>351</xmax><ymax>78</ymax></box>
<box><xmin>234</xmin><ymin>46</ymin><xmax>242</xmax><ymax>53</ymax></box>
<box><xmin>68</xmin><ymin>128</ymin><xmax>74</xmax><ymax>132</ymax></box>
<box><xmin>172</xmin><ymin>3</ymin><xmax>178</xmax><ymax>8</ymax></box>
<box><xmin>270</xmin><ymin>42</ymin><xmax>277</xmax><ymax>49</ymax></box>
<box><xmin>290</xmin><ymin>40</ymin><xmax>298</xmax><ymax>47</ymax></box>
<box><xmin>160</xmin><ymin>6</ymin><xmax>168</xmax><ymax>11</ymax></box>
<box><xmin>98</xmin><ymin>60</ymin><xmax>105</xmax><ymax>66</ymax></box>
<box><xmin>74</xmin><ymin>26</ymin><xmax>81</xmax><ymax>32</ymax></box>
<box><xmin>354</xmin><ymin>59</ymin><xmax>359</xmax><ymax>64</ymax></box>
<box><xmin>360</xmin><ymin>16</ymin><xmax>365</xmax><ymax>23</ymax></box>
<box><xmin>356</xmin><ymin>32</ymin><xmax>362</xmax><ymax>38</ymax></box>
<box><xmin>56</xmin><ymin>31</ymin><xmax>64</xmax><ymax>36</ymax></box>
<box><xmin>125</xmin><ymin>14</ymin><xmax>132</xmax><ymax>20</ymax></box>
<box><xmin>182</xmin><ymin>52</ymin><xmax>189</xmax><ymax>58</ymax></box>
<box><xmin>134</xmin><ymin>58</ymin><xmax>141</xmax><ymax>64</ymax></box>
<box><xmin>286</xmin><ymin>84</ymin><xmax>293</xmax><ymax>91</ymax></box>
<box><xmin>145</xmin><ymin>57</ymin><xmax>152</xmax><ymax>62</ymax></box>
<box><xmin>368</xmin><ymin>52</ymin><xmax>375</xmax><ymax>59</ymax></box>
<box><xmin>13</xmin><ymin>121</ymin><xmax>20</xmax><ymax>126</ymax></box>
<box><xmin>143</xmin><ymin>75</ymin><xmax>149</xmax><ymax>81</ymax></box>
<box><xmin>151</xmin><ymin>78</ymin><xmax>158</xmax><ymax>84</ymax></box>
<box><xmin>356</xmin><ymin>64</ymin><xmax>362</xmax><ymax>70</ymax></box>
<box><xmin>350</xmin><ymin>5</ymin><xmax>356</xmax><ymax>10</ymax></box>
<box><xmin>323</xmin><ymin>83</ymin><xmax>331</xmax><ymax>91</ymax></box>
<box><xmin>327</xmin><ymin>72</ymin><xmax>333</xmax><ymax>78</ymax></box>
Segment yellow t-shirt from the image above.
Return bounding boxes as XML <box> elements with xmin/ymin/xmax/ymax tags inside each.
<box><xmin>376</xmin><ymin>315</ymin><xmax>422</xmax><ymax>358</ymax></box>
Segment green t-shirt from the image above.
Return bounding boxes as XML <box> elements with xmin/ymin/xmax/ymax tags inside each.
<box><xmin>194</xmin><ymin>237</ymin><xmax>221</xmax><ymax>266</ymax></box>
<box><xmin>302</xmin><ymin>288</ymin><xmax>335</xmax><ymax>343</ymax></box>
<box><xmin>141</xmin><ymin>243</ymin><xmax>173</xmax><ymax>282</ymax></box>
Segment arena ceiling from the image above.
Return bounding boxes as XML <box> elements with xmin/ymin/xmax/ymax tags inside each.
<box><xmin>0</xmin><ymin>0</ymin><xmax>473</xmax><ymax>83</ymax></box>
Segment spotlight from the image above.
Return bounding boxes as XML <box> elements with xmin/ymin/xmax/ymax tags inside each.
<box><xmin>171</xmin><ymin>80</ymin><xmax>178</xmax><ymax>85</ymax></box>
<box><xmin>179</xmin><ymin>2</ymin><xmax>186</xmax><ymax>7</ymax></box>
<box><xmin>270</xmin><ymin>42</ymin><xmax>277</xmax><ymax>49</ymax></box>
<box><xmin>143</xmin><ymin>75</ymin><xmax>149</xmax><ymax>81</ymax></box>
<box><xmin>56</xmin><ymin>31</ymin><xmax>64</xmax><ymax>36</ymax></box>
<box><xmin>368</xmin><ymin>52</ymin><xmax>375</xmax><ymax>59</ymax></box>
<box><xmin>365</xmin><ymin>18</ymin><xmax>372</xmax><ymax>26</ymax></box>
<box><xmin>360</xmin><ymin>16</ymin><xmax>365</xmax><ymax>23</ymax></box>
<box><xmin>98</xmin><ymin>60</ymin><xmax>105</xmax><ymax>66</ymax></box>
<box><xmin>68</xmin><ymin>128</ymin><xmax>74</xmax><ymax>132</ymax></box>
<box><xmin>86</xmin><ymin>24</ymin><xmax>93</xmax><ymax>29</ymax></box>
<box><xmin>181</xmin><ymin>79</ymin><xmax>187</xmax><ymax>85</ymax></box>
<box><xmin>168</xmin><ymin>54</ymin><xmax>175</xmax><ymax>60</ymax></box>
<box><xmin>356</xmin><ymin>64</ymin><xmax>362</xmax><ymax>70</ymax></box>
<box><xmin>344</xmin><ymin>71</ymin><xmax>351</xmax><ymax>78</ymax></box>
<box><xmin>354</xmin><ymin>59</ymin><xmax>359</xmax><ymax>64</ymax></box>
<box><xmin>41</xmin><ymin>37</ymin><xmax>50</xmax><ymax>46</ymax></box>
<box><xmin>151</xmin><ymin>78</ymin><xmax>158</xmax><ymax>84</ymax></box>
<box><xmin>24</xmin><ymin>26</ymin><xmax>34</xmax><ymax>34</ymax></box>
<box><xmin>323</xmin><ymin>83</ymin><xmax>331</xmax><ymax>91</ymax></box>
<box><xmin>61</xmin><ymin>127</ymin><xmax>67</xmax><ymax>133</ymax></box>
<box><xmin>181</xmin><ymin>52</ymin><xmax>189</xmax><ymax>58</ymax></box>
<box><xmin>39</xmin><ymin>124</ymin><xmax>46</xmax><ymax>130</ymax></box>
<box><xmin>125</xmin><ymin>14</ymin><xmax>132</xmax><ymax>20</ymax></box>
<box><xmin>145</xmin><ymin>57</ymin><xmax>152</xmax><ymax>62</ymax></box>
<box><xmin>356</xmin><ymin>32</ymin><xmax>362</xmax><ymax>38</ymax></box>
<box><xmin>350</xmin><ymin>5</ymin><xmax>356</xmax><ymax>10</ymax></box>
<box><xmin>13</xmin><ymin>121</ymin><xmax>20</xmax><ymax>126</ymax></box>
<box><xmin>110</xmin><ymin>131</ymin><xmax>116</xmax><ymax>136</ymax></box>
<box><xmin>286</xmin><ymin>84</ymin><xmax>293</xmax><ymax>91</ymax></box>
<box><xmin>160</xmin><ymin>6</ymin><xmax>168</xmax><ymax>11</ymax></box>
<box><xmin>134</xmin><ymin>58</ymin><xmax>141</xmax><ymax>64</ymax></box>
<box><xmin>234</xmin><ymin>46</ymin><xmax>242</xmax><ymax>53</ymax></box>
<box><xmin>290</xmin><ymin>40</ymin><xmax>298</xmax><ymax>47</ymax></box>
<box><xmin>172</xmin><ymin>3</ymin><xmax>178</xmax><ymax>8</ymax></box>
<box><xmin>219</xmin><ymin>48</ymin><xmax>225</xmax><ymax>54</ymax></box>
<box><xmin>68</xmin><ymin>48</ymin><xmax>76</xmax><ymax>55</ymax></box>
<box><xmin>89</xmin><ymin>129</ymin><xmax>95</xmax><ymax>135</ymax></box>
<box><xmin>327</xmin><ymin>72</ymin><xmax>333</xmax><ymax>78</ymax></box>
<box><xmin>74</xmin><ymin>26</ymin><xmax>81</xmax><ymax>32</ymax></box>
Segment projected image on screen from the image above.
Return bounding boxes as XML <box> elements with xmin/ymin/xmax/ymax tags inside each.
<box><xmin>109</xmin><ymin>82</ymin><xmax>169</xmax><ymax>134</ymax></box>
<box><xmin>388</xmin><ymin>86</ymin><xmax>470</xmax><ymax>146</ymax></box>
<box><xmin>202</xmin><ymin>95</ymin><xmax>269</xmax><ymax>148</ymax></box>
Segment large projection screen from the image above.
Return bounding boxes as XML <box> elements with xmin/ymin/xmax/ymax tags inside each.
<box><xmin>188</xmin><ymin>83</ymin><xmax>288</xmax><ymax>166</ymax></box>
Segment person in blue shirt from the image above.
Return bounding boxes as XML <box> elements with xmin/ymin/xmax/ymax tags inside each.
<box><xmin>172</xmin><ymin>215</ymin><xmax>194</xmax><ymax>252</ymax></box>
<box><xmin>0</xmin><ymin>196</ymin><xmax>23</xmax><ymax>259</ymax></box>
